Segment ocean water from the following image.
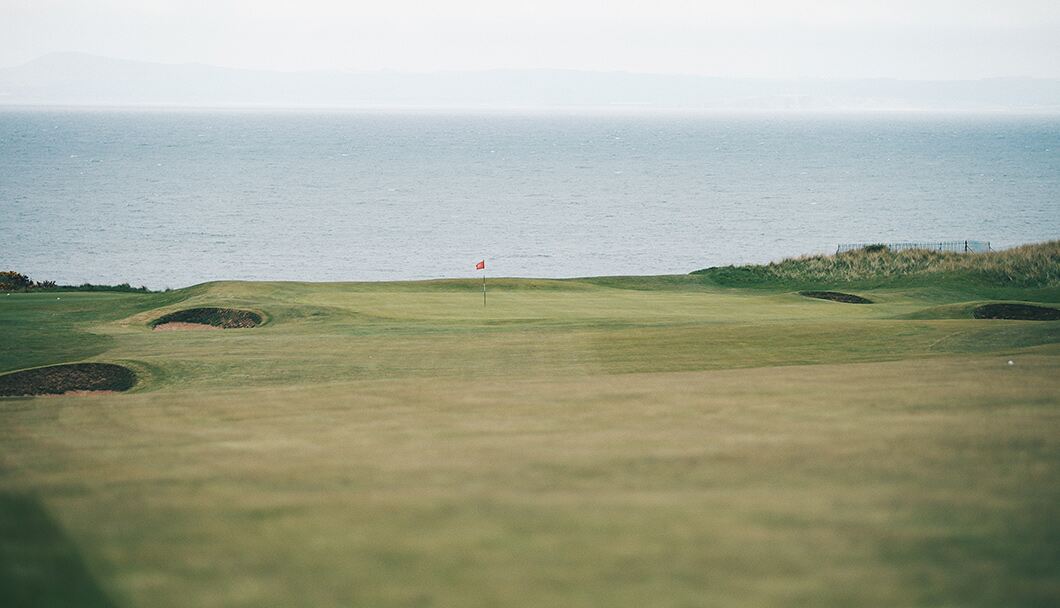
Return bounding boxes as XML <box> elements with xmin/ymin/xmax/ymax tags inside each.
<box><xmin>1</xmin><ymin>108</ymin><xmax>1057</xmax><ymax>288</ymax></box>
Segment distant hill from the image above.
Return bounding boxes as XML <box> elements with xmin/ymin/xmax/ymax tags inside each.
<box><xmin>2</xmin><ymin>52</ymin><xmax>1060</xmax><ymax>111</ymax></box>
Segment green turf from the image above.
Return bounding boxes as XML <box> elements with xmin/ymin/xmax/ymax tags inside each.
<box><xmin>0</xmin><ymin>493</ymin><xmax>118</xmax><ymax>608</ymax></box>
<box><xmin>1</xmin><ymin>270</ymin><xmax>1058</xmax><ymax>607</ymax></box>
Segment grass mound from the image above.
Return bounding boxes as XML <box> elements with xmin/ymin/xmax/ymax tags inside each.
<box><xmin>973</xmin><ymin>303</ymin><xmax>1060</xmax><ymax>321</ymax></box>
<box><xmin>693</xmin><ymin>240</ymin><xmax>1060</xmax><ymax>288</ymax></box>
<box><xmin>798</xmin><ymin>291</ymin><xmax>873</xmax><ymax>304</ymax></box>
<box><xmin>150</xmin><ymin>307</ymin><xmax>262</xmax><ymax>329</ymax></box>
<box><xmin>0</xmin><ymin>363</ymin><xmax>137</xmax><ymax>397</ymax></box>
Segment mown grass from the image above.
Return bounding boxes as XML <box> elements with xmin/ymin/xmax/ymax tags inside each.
<box><xmin>0</xmin><ymin>493</ymin><xmax>118</xmax><ymax>608</ymax></box>
<box><xmin>0</xmin><ymin>291</ymin><xmax>182</xmax><ymax>373</ymax></box>
<box><xmin>1</xmin><ymin>260</ymin><xmax>1058</xmax><ymax>607</ymax></box>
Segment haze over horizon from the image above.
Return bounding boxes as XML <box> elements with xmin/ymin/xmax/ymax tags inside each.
<box><xmin>5</xmin><ymin>51</ymin><xmax>1060</xmax><ymax>110</ymax></box>
<box><xmin>4</xmin><ymin>0</ymin><xmax>1060</xmax><ymax>80</ymax></box>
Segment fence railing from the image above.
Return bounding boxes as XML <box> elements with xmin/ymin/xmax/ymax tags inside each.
<box><xmin>836</xmin><ymin>241</ymin><xmax>991</xmax><ymax>254</ymax></box>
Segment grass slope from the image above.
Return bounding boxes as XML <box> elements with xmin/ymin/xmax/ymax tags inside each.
<box><xmin>1</xmin><ymin>253</ymin><xmax>1058</xmax><ymax>607</ymax></box>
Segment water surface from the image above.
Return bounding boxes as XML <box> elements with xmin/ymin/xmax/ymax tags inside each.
<box><xmin>2</xmin><ymin>109</ymin><xmax>1057</xmax><ymax>287</ymax></box>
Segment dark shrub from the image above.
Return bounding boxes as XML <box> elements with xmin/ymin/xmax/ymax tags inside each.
<box><xmin>0</xmin><ymin>271</ymin><xmax>32</xmax><ymax>290</ymax></box>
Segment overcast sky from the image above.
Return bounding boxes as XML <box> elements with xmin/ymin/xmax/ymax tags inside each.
<box><xmin>4</xmin><ymin>0</ymin><xmax>1060</xmax><ymax>79</ymax></box>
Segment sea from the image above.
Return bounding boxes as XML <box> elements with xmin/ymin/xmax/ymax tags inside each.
<box><xmin>1</xmin><ymin>108</ymin><xmax>1057</xmax><ymax>288</ymax></box>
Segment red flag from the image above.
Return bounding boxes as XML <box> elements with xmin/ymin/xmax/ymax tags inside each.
<box><xmin>475</xmin><ymin>260</ymin><xmax>485</xmax><ymax>270</ymax></box>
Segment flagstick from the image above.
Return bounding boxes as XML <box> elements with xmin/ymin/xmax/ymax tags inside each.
<box><xmin>482</xmin><ymin>270</ymin><xmax>486</xmax><ymax>307</ymax></box>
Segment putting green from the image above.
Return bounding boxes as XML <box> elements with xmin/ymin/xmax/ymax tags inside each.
<box><xmin>1</xmin><ymin>274</ymin><xmax>1057</xmax><ymax>607</ymax></box>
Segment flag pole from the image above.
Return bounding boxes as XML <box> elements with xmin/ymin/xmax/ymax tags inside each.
<box><xmin>475</xmin><ymin>260</ymin><xmax>486</xmax><ymax>306</ymax></box>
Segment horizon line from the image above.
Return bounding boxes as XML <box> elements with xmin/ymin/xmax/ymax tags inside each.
<box><xmin>5</xmin><ymin>51</ymin><xmax>1057</xmax><ymax>83</ymax></box>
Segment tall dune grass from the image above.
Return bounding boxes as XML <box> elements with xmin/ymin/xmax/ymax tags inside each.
<box><xmin>695</xmin><ymin>241</ymin><xmax>1060</xmax><ymax>287</ymax></box>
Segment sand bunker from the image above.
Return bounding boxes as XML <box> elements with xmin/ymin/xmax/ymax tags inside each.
<box><xmin>973</xmin><ymin>303</ymin><xmax>1060</xmax><ymax>321</ymax></box>
<box><xmin>798</xmin><ymin>291</ymin><xmax>873</xmax><ymax>304</ymax></box>
<box><xmin>0</xmin><ymin>363</ymin><xmax>137</xmax><ymax>397</ymax></box>
<box><xmin>150</xmin><ymin>307</ymin><xmax>263</xmax><ymax>330</ymax></box>
<box><xmin>153</xmin><ymin>321</ymin><xmax>222</xmax><ymax>332</ymax></box>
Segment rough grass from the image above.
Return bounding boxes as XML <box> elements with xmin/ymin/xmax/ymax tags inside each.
<box><xmin>0</xmin><ymin>363</ymin><xmax>137</xmax><ymax>397</ymax></box>
<box><xmin>695</xmin><ymin>240</ymin><xmax>1060</xmax><ymax>289</ymax></box>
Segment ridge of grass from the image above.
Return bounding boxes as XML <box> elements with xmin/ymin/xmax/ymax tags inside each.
<box><xmin>692</xmin><ymin>240</ymin><xmax>1060</xmax><ymax>293</ymax></box>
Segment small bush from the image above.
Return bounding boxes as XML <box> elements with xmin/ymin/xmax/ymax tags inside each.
<box><xmin>0</xmin><ymin>271</ymin><xmax>32</xmax><ymax>291</ymax></box>
<box><xmin>0</xmin><ymin>272</ymin><xmax>153</xmax><ymax>292</ymax></box>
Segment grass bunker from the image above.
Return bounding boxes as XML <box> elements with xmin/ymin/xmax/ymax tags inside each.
<box><xmin>151</xmin><ymin>307</ymin><xmax>263</xmax><ymax>330</ymax></box>
<box><xmin>973</xmin><ymin>303</ymin><xmax>1060</xmax><ymax>321</ymax></box>
<box><xmin>0</xmin><ymin>363</ymin><xmax>137</xmax><ymax>397</ymax></box>
<box><xmin>798</xmin><ymin>291</ymin><xmax>873</xmax><ymax>304</ymax></box>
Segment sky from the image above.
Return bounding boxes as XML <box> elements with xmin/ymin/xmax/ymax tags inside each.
<box><xmin>3</xmin><ymin>0</ymin><xmax>1060</xmax><ymax>79</ymax></box>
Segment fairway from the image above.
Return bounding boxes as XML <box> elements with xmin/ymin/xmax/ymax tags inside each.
<box><xmin>2</xmin><ymin>274</ymin><xmax>1059</xmax><ymax>607</ymax></box>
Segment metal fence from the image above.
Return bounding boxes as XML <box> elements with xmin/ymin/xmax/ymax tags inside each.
<box><xmin>836</xmin><ymin>240</ymin><xmax>991</xmax><ymax>254</ymax></box>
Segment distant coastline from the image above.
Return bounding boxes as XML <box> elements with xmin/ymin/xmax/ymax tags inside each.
<box><xmin>4</xmin><ymin>52</ymin><xmax>1060</xmax><ymax>112</ymax></box>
